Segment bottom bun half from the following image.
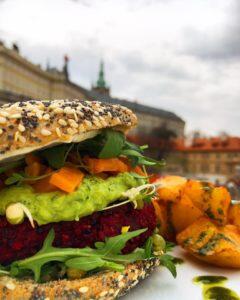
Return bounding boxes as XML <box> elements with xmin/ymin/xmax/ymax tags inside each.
<box><xmin>0</xmin><ymin>258</ymin><xmax>160</xmax><ymax>300</ymax></box>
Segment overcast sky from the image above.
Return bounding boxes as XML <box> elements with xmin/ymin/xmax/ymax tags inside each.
<box><xmin>0</xmin><ymin>0</ymin><xmax>239</xmax><ymax>135</ymax></box>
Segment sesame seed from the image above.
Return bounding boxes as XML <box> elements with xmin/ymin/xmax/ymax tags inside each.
<box><xmin>58</xmin><ymin>119</ymin><xmax>67</xmax><ymax>126</ymax></box>
<box><xmin>14</xmin><ymin>131</ymin><xmax>19</xmax><ymax>141</ymax></box>
<box><xmin>132</xmin><ymin>280</ymin><xmax>139</xmax><ymax>287</ymax></box>
<box><xmin>67</xmin><ymin>128</ymin><xmax>77</xmax><ymax>135</ymax></box>
<box><xmin>118</xmin><ymin>275</ymin><xmax>124</xmax><ymax>281</ymax></box>
<box><xmin>114</xmin><ymin>289</ymin><xmax>120</xmax><ymax>298</ymax></box>
<box><xmin>74</xmin><ymin>112</ymin><xmax>78</xmax><ymax>122</ymax></box>
<box><xmin>9</xmin><ymin>113</ymin><xmax>21</xmax><ymax>119</ymax></box>
<box><xmin>69</xmin><ymin>119</ymin><xmax>78</xmax><ymax>128</ymax></box>
<box><xmin>36</xmin><ymin>111</ymin><xmax>43</xmax><ymax>120</ymax></box>
<box><xmin>55</xmin><ymin>127</ymin><xmax>62</xmax><ymax>137</ymax></box>
<box><xmin>93</xmin><ymin>117</ymin><xmax>101</xmax><ymax>127</ymax></box>
<box><xmin>18</xmin><ymin>124</ymin><xmax>25</xmax><ymax>132</ymax></box>
<box><xmin>0</xmin><ymin>117</ymin><xmax>7</xmax><ymax>124</ymax></box>
<box><xmin>41</xmin><ymin>129</ymin><xmax>52</xmax><ymax>136</ymax></box>
<box><xmin>18</xmin><ymin>135</ymin><xmax>26</xmax><ymax>144</ymax></box>
<box><xmin>64</xmin><ymin>107</ymin><xmax>74</xmax><ymax>114</ymax></box>
<box><xmin>119</xmin><ymin>281</ymin><xmax>125</xmax><ymax>288</ymax></box>
<box><xmin>99</xmin><ymin>291</ymin><xmax>108</xmax><ymax>297</ymax></box>
<box><xmin>5</xmin><ymin>281</ymin><xmax>16</xmax><ymax>290</ymax></box>
<box><xmin>84</xmin><ymin>120</ymin><xmax>92</xmax><ymax>127</ymax></box>
<box><xmin>49</xmin><ymin>103</ymin><xmax>58</xmax><ymax>109</ymax></box>
<box><xmin>43</xmin><ymin>114</ymin><xmax>50</xmax><ymax>121</ymax></box>
<box><xmin>0</xmin><ymin>111</ymin><xmax>9</xmax><ymax>117</ymax></box>
<box><xmin>79</xmin><ymin>287</ymin><xmax>88</xmax><ymax>293</ymax></box>
<box><xmin>78</xmin><ymin>124</ymin><xmax>85</xmax><ymax>132</ymax></box>
<box><xmin>54</xmin><ymin>107</ymin><xmax>63</xmax><ymax>114</ymax></box>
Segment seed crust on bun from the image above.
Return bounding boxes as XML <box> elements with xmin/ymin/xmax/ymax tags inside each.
<box><xmin>0</xmin><ymin>99</ymin><xmax>137</xmax><ymax>162</ymax></box>
<box><xmin>0</xmin><ymin>258</ymin><xmax>160</xmax><ymax>300</ymax></box>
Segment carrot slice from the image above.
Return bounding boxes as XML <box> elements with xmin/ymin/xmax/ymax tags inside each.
<box><xmin>32</xmin><ymin>168</ymin><xmax>58</xmax><ymax>193</ymax></box>
<box><xmin>131</xmin><ymin>166</ymin><xmax>145</xmax><ymax>176</ymax></box>
<box><xmin>84</xmin><ymin>157</ymin><xmax>129</xmax><ymax>174</ymax></box>
<box><xmin>49</xmin><ymin>167</ymin><xmax>84</xmax><ymax>193</ymax></box>
<box><xmin>25</xmin><ymin>162</ymin><xmax>44</xmax><ymax>177</ymax></box>
<box><xmin>33</xmin><ymin>176</ymin><xmax>58</xmax><ymax>193</ymax></box>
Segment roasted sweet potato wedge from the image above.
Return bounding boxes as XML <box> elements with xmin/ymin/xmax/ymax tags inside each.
<box><xmin>184</xmin><ymin>181</ymin><xmax>231</xmax><ymax>225</ymax></box>
<box><xmin>228</xmin><ymin>204</ymin><xmax>240</xmax><ymax>227</ymax></box>
<box><xmin>152</xmin><ymin>199</ymin><xmax>175</xmax><ymax>240</ymax></box>
<box><xmin>177</xmin><ymin>217</ymin><xmax>240</xmax><ymax>268</ymax></box>
<box><xmin>154</xmin><ymin>176</ymin><xmax>187</xmax><ymax>203</ymax></box>
<box><xmin>170</xmin><ymin>195</ymin><xmax>203</xmax><ymax>233</ymax></box>
<box><xmin>204</xmin><ymin>187</ymin><xmax>231</xmax><ymax>225</ymax></box>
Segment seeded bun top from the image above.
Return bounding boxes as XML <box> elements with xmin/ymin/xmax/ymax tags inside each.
<box><xmin>0</xmin><ymin>99</ymin><xmax>137</xmax><ymax>163</ymax></box>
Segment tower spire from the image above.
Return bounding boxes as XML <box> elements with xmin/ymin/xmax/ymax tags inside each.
<box><xmin>96</xmin><ymin>60</ymin><xmax>106</xmax><ymax>88</ymax></box>
<box><xmin>92</xmin><ymin>60</ymin><xmax>110</xmax><ymax>96</ymax></box>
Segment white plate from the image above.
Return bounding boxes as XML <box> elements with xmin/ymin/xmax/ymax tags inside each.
<box><xmin>123</xmin><ymin>246</ymin><xmax>240</xmax><ymax>300</ymax></box>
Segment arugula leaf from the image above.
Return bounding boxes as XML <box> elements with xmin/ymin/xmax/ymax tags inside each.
<box><xmin>144</xmin><ymin>237</ymin><xmax>153</xmax><ymax>259</ymax></box>
<box><xmin>94</xmin><ymin>241</ymin><xmax>105</xmax><ymax>249</ymax></box>
<box><xmin>66</xmin><ymin>257</ymin><xmax>106</xmax><ymax>271</ymax></box>
<box><xmin>5</xmin><ymin>172</ymin><xmax>54</xmax><ymax>186</ymax></box>
<box><xmin>10</xmin><ymin>228</ymin><xmax>147</xmax><ymax>282</ymax></box>
<box><xmin>129</xmin><ymin>172</ymin><xmax>149</xmax><ymax>179</ymax></box>
<box><xmin>121</xmin><ymin>144</ymin><xmax>165</xmax><ymax>168</ymax></box>
<box><xmin>124</xmin><ymin>141</ymin><xmax>145</xmax><ymax>154</ymax></box>
<box><xmin>165</xmin><ymin>241</ymin><xmax>176</xmax><ymax>253</ymax></box>
<box><xmin>0</xmin><ymin>265</ymin><xmax>9</xmax><ymax>276</ymax></box>
<box><xmin>159</xmin><ymin>254</ymin><xmax>177</xmax><ymax>278</ymax></box>
<box><xmin>39</xmin><ymin>144</ymin><xmax>73</xmax><ymax>169</ymax></box>
<box><xmin>76</xmin><ymin>129</ymin><xmax>165</xmax><ymax>168</ymax></box>
<box><xmin>99</xmin><ymin>129</ymin><xmax>125</xmax><ymax>158</ymax></box>
<box><xmin>99</xmin><ymin>228</ymin><xmax>146</xmax><ymax>255</ymax></box>
<box><xmin>66</xmin><ymin>257</ymin><xmax>124</xmax><ymax>272</ymax></box>
<box><xmin>4</xmin><ymin>173</ymin><xmax>25</xmax><ymax>185</ymax></box>
<box><xmin>0</xmin><ymin>270</ymin><xmax>10</xmax><ymax>276</ymax></box>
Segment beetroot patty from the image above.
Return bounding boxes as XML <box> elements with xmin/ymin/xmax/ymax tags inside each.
<box><xmin>0</xmin><ymin>203</ymin><xmax>156</xmax><ymax>265</ymax></box>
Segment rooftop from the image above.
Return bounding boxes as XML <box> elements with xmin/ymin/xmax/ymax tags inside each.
<box><xmin>174</xmin><ymin>137</ymin><xmax>240</xmax><ymax>152</ymax></box>
<box><xmin>86</xmin><ymin>89</ymin><xmax>185</xmax><ymax>123</ymax></box>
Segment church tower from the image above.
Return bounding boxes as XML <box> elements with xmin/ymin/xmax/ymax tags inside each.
<box><xmin>92</xmin><ymin>61</ymin><xmax>110</xmax><ymax>96</ymax></box>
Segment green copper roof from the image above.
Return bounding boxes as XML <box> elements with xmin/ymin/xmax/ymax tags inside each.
<box><xmin>96</xmin><ymin>61</ymin><xmax>107</xmax><ymax>88</ymax></box>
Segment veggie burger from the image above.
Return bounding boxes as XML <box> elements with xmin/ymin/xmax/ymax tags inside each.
<box><xmin>0</xmin><ymin>99</ymin><xmax>174</xmax><ymax>299</ymax></box>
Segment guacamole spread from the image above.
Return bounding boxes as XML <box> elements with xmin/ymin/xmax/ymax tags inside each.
<box><xmin>0</xmin><ymin>172</ymin><xmax>144</xmax><ymax>225</ymax></box>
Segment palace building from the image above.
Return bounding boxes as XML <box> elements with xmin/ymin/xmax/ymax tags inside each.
<box><xmin>0</xmin><ymin>42</ymin><xmax>185</xmax><ymax>142</ymax></box>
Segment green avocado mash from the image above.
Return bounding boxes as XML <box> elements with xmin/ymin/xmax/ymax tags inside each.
<box><xmin>0</xmin><ymin>172</ymin><xmax>144</xmax><ymax>225</ymax></box>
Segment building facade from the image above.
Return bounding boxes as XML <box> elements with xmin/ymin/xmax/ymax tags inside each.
<box><xmin>0</xmin><ymin>43</ymin><xmax>87</xmax><ymax>102</ymax></box>
<box><xmin>183</xmin><ymin>137</ymin><xmax>240</xmax><ymax>177</ymax></box>
<box><xmin>167</xmin><ymin>137</ymin><xmax>240</xmax><ymax>179</ymax></box>
<box><xmin>0</xmin><ymin>43</ymin><xmax>185</xmax><ymax>142</ymax></box>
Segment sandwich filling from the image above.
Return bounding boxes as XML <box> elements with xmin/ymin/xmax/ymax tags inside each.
<box><xmin>0</xmin><ymin>128</ymin><xmax>176</xmax><ymax>282</ymax></box>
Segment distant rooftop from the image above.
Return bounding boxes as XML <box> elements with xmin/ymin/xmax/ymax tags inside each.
<box><xmin>174</xmin><ymin>137</ymin><xmax>240</xmax><ymax>152</ymax></box>
<box><xmin>86</xmin><ymin>89</ymin><xmax>185</xmax><ymax>123</ymax></box>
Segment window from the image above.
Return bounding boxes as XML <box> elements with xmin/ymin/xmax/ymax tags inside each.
<box><xmin>215</xmin><ymin>164</ymin><xmax>220</xmax><ymax>173</ymax></box>
<box><xmin>202</xmin><ymin>164</ymin><xmax>209</xmax><ymax>173</ymax></box>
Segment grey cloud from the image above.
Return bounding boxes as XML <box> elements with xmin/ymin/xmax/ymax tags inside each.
<box><xmin>184</xmin><ymin>0</ymin><xmax>240</xmax><ymax>60</ymax></box>
<box><xmin>118</xmin><ymin>52</ymin><xmax>195</xmax><ymax>80</ymax></box>
<box><xmin>20</xmin><ymin>37</ymin><xmax>106</xmax><ymax>89</ymax></box>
